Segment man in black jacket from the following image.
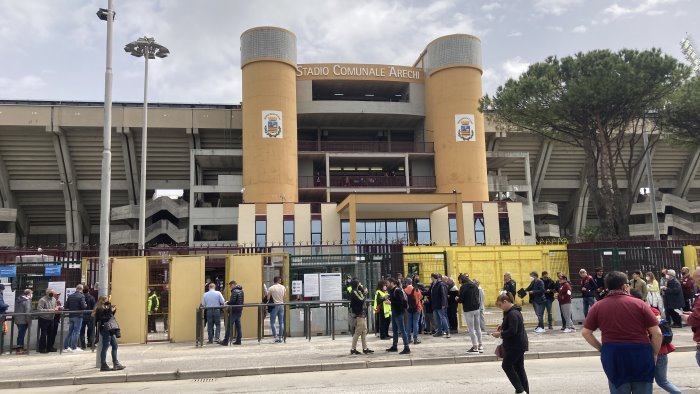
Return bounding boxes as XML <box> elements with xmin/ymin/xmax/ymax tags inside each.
<box><xmin>63</xmin><ymin>284</ymin><xmax>87</xmax><ymax>352</ymax></box>
<box><xmin>662</xmin><ymin>269</ymin><xmax>685</xmax><ymax>327</ymax></box>
<box><xmin>502</xmin><ymin>272</ymin><xmax>517</xmax><ymax>300</ymax></box>
<box><xmin>80</xmin><ymin>286</ymin><xmax>96</xmax><ymax>349</ymax></box>
<box><xmin>386</xmin><ymin>277</ymin><xmax>410</xmax><ymax>354</ymax></box>
<box><xmin>430</xmin><ymin>273</ymin><xmax>450</xmax><ymax>338</ymax></box>
<box><xmin>541</xmin><ymin>271</ymin><xmax>556</xmax><ymax>330</ymax></box>
<box><xmin>459</xmin><ymin>274</ymin><xmax>482</xmax><ymax>353</ymax></box>
<box><xmin>221</xmin><ymin>280</ymin><xmax>245</xmax><ymax>346</ymax></box>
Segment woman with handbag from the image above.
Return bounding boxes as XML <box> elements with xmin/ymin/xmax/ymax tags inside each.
<box><xmin>93</xmin><ymin>296</ymin><xmax>125</xmax><ymax>372</ymax></box>
<box><xmin>492</xmin><ymin>294</ymin><xmax>529</xmax><ymax>394</ymax></box>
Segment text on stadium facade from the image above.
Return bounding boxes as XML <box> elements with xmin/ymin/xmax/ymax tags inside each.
<box><xmin>296</xmin><ymin>64</ymin><xmax>422</xmax><ymax>81</ymax></box>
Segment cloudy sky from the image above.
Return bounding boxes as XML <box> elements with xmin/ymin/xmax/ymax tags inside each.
<box><xmin>0</xmin><ymin>0</ymin><xmax>697</xmax><ymax>104</ymax></box>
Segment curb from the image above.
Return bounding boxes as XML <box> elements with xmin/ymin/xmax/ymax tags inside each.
<box><xmin>1</xmin><ymin>345</ymin><xmax>696</xmax><ymax>390</ymax></box>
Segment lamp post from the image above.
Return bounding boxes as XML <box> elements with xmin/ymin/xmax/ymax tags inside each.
<box><xmin>124</xmin><ymin>37</ymin><xmax>169</xmax><ymax>252</ymax></box>
<box><xmin>96</xmin><ymin>1</ymin><xmax>114</xmax><ymax>368</ymax></box>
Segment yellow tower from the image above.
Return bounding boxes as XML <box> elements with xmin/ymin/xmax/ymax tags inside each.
<box><xmin>240</xmin><ymin>27</ymin><xmax>298</xmax><ymax>203</ymax></box>
<box><xmin>424</xmin><ymin>34</ymin><xmax>488</xmax><ymax>201</ymax></box>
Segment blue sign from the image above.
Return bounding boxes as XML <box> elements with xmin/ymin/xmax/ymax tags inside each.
<box><xmin>44</xmin><ymin>265</ymin><xmax>62</xmax><ymax>277</ymax></box>
<box><xmin>0</xmin><ymin>266</ymin><xmax>16</xmax><ymax>277</ymax></box>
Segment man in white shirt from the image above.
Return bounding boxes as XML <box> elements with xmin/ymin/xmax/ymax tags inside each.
<box><xmin>201</xmin><ymin>283</ymin><xmax>225</xmax><ymax>343</ymax></box>
<box><xmin>267</xmin><ymin>276</ymin><xmax>286</xmax><ymax>343</ymax></box>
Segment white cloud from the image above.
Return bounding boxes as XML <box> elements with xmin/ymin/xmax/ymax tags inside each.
<box><xmin>501</xmin><ymin>57</ymin><xmax>530</xmax><ymax>80</ymax></box>
<box><xmin>603</xmin><ymin>0</ymin><xmax>685</xmax><ymax>19</ymax></box>
<box><xmin>547</xmin><ymin>26</ymin><xmax>564</xmax><ymax>32</ymax></box>
<box><xmin>508</xmin><ymin>32</ymin><xmax>523</xmax><ymax>37</ymax></box>
<box><xmin>533</xmin><ymin>0</ymin><xmax>583</xmax><ymax>15</ymax></box>
<box><xmin>572</xmin><ymin>25</ymin><xmax>587</xmax><ymax>33</ymax></box>
<box><xmin>0</xmin><ymin>75</ymin><xmax>47</xmax><ymax>98</ymax></box>
<box><xmin>481</xmin><ymin>2</ymin><xmax>502</xmax><ymax>11</ymax></box>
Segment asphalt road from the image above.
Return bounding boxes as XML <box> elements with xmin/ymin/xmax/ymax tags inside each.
<box><xmin>20</xmin><ymin>352</ymin><xmax>700</xmax><ymax>393</ymax></box>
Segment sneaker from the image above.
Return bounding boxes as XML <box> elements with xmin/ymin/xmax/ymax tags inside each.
<box><xmin>73</xmin><ymin>348</ymin><xmax>83</xmax><ymax>352</ymax></box>
<box><xmin>385</xmin><ymin>347</ymin><xmax>398</xmax><ymax>352</ymax></box>
<box><xmin>445</xmin><ymin>334</ymin><xmax>451</xmax><ymax>339</ymax></box>
<box><xmin>350</xmin><ymin>349</ymin><xmax>362</xmax><ymax>355</ymax></box>
<box><xmin>220</xmin><ymin>341</ymin><xmax>229</xmax><ymax>346</ymax></box>
<box><xmin>478</xmin><ymin>345</ymin><xmax>484</xmax><ymax>353</ymax></box>
<box><xmin>233</xmin><ymin>341</ymin><xmax>242</xmax><ymax>345</ymax></box>
<box><xmin>363</xmin><ymin>349</ymin><xmax>374</xmax><ymax>354</ymax></box>
<box><xmin>64</xmin><ymin>348</ymin><xmax>73</xmax><ymax>353</ymax></box>
<box><xmin>533</xmin><ymin>327</ymin><xmax>545</xmax><ymax>333</ymax></box>
<box><xmin>560</xmin><ymin>327</ymin><xmax>566</xmax><ymax>331</ymax></box>
<box><xmin>467</xmin><ymin>347</ymin><xmax>479</xmax><ymax>354</ymax></box>
<box><xmin>113</xmin><ymin>363</ymin><xmax>125</xmax><ymax>371</ymax></box>
<box><xmin>413</xmin><ymin>338</ymin><xmax>421</xmax><ymax>345</ymax></box>
<box><xmin>432</xmin><ymin>332</ymin><xmax>443</xmax><ymax>337</ymax></box>
<box><xmin>100</xmin><ymin>364</ymin><xmax>113</xmax><ymax>372</ymax></box>
<box><xmin>399</xmin><ymin>348</ymin><xmax>410</xmax><ymax>355</ymax></box>
<box><xmin>563</xmin><ymin>328</ymin><xmax>574</xmax><ymax>333</ymax></box>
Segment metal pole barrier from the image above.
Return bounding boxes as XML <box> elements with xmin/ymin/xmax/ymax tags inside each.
<box><xmin>283</xmin><ymin>304</ymin><xmax>287</xmax><ymax>343</ymax></box>
<box><xmin>10</xmin><ymin>317</ymin><xmax>15</xmax><ymax>353</ymax></box>
<box><xmin>257</xmin><ymin>305</ymin><xmax>263</xmax><ymax>344</ymax></box>
<box><xmin>305</xmin><ymin>304</ymin><xmax>310</xmax><ymax>341</ymax></box>
<box><xmin>26</xmin><ymin>318</ymin><xmax>32</xmax><ymax>355</ymax></box>
<box><xmin>91</xmin><ymin>316</ymin><xmax>96</xmax><ymax>352</ymax></box>
<box><xmin>0</xmin><ymin>315</ymin><xmax>5</xmax><ymax>355</ymax></box>
<box><xmin>59</xmin><ymin>312</ymin><xmax>65</xmax><ymax>354</ymax></box>
<box><xmin>331</xmin><ymin>302</ymin><xmax>336</xmax><ymax>341</ymax></box>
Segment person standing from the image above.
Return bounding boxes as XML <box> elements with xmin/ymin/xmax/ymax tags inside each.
<box><xmin>349</xmin><ymin>279</ymin><xmax>373</xmax><ymax>355</ymax></box>
<box><xmin>36</xmin><ymin>288</ymin><xmax>57</xmax><ymax>353</ymax></box>
<box><xmin>404</xmin><ymin>278</ymin><xmax>422</xmax><ymax>344</ymax></box>
<box><xmin>492</xmin><ymin>294</ymin><xmax>529</xmax><ymax>394</ymax></box>
<box><xmin>385</xmin><ymin>277</ymin><xmax>410</xmax><ymax>354</ymax></box>
<box><xmin>446</xmin><ymin>276</ymin><xmax>459</xmax><ymax>334</ymax></box>
<box><xmin>526</xmin><ymin>271</ymin><xmax>546</xmax><ymax>333</ymax></box>
<box><xmin>459</xmin><ymin>274</ymin><xmax>482</xmax><ymax>354</ymax></box>
<box><xmin>630</xmin><ymin>271</ymin><xmax>648</xmax><ymax>302</ymax></box>
<box><xmin>201</xmin><ymin>282</ymin><xmax>225</xmax><ymax>344</ymax></box>
<box><xmin>581</xmin><ymin>271</ymin><xmax>662</xmax><ymax>393</ymax></box>
<box><xmin>50</xmin><ymin>291</ymin><xmax>63</xmax><ymax>351</ymax></box>
<box><xmin>374</xmin><ymin>280</ymin><xmax>391</xmax><ymax>339</ymax></box>
<box><xmin>93</xmin><ymin>296</ymin><xmax>125</xmax><ymax>371</ymax></box>
<box><xmin>541</xmin><ymin>271</ymin><xmax>556</xmax><ymax>330</ymax></box>
<box><xmin>221</xmin><ymin>280</ymin><xmax>244</xmax><ymax>346</ymax></box>
<box><xmin>80</xmin><ymin>286</ymin><xmax>96</xmax><ymax>349</ymax></box>
<box><xmin>680</xmin><ymin>266</ymin><xmax>700</xmax><ymax>367</ymax></box>
<box><xmin>267</xmin><ymin>276</ymin><xmax>286</xmax><ymax>343</ymax></box>
<box><xmin>502</xmin><ymin>272</ymin><xmax>517</xmax><ymax>300</ymax></box>
<box><xmin>13</xmin><ymin>289</ymin><xmax>32</xmax><ymax>354</ymax></box>
<box><xmin>593</xmin><ymin>268</ymin><xmax>607</xmax><ymax>300</ymax></box>
<box><xmin>662</xmin><ymin>270</ymin><xmax>685</xmax><ymax>328</ymax></box>
<box><xmin>430</xmin><ymin>273</ymin><xmax>450</xmax><ymax>338</ymax></box>
<box><xmin>579</xmin><ymin>269</ymin><xmax>597</xmax><ymax>317</ymax></box>
<box><xmin>63</xmin><ymin>284</ymin><xmax>87</xmax><ymax>352</ymax></box>
<box><xmin>147</xmin><ymin>288</ymin><xmax>159</xmax><ymax>333</ymax></box>
<box><xmin>422</xmin><ymin>279</ymin><xmax>434</xmax><ymax>334</ymax></box>
<box><xmin>680</xmin><ymin>267</ymin><xmax>696</xmax><ymax>311</ymax></box>
<box><xmin>557</xmin><ymin>275</ymin><xmax>575</xmax><ymax>333</ymax></box>
<box><xmin>474</xmin><ymin>279</ymin><xmax>487</xmax><ymax>334</ymax></box>
<box><xmin>645</xmin><ymin>272</ymin><xmax>662</xmax><ymax>311</ymax></box>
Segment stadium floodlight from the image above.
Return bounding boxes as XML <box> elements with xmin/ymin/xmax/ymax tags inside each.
<box><xmin>96</xmin><ymin>7</ymin><xmax>115</xmax><ymax>21</ymax></box>
<box><xmin>125</xmin><ymin>36</ymin><xmax>170</xmax><ymax>252</ymax></box>
<box><xmin>680</xmin><ymin>34</ymin><xmax>700</xmax><ymax>76</ymax></box>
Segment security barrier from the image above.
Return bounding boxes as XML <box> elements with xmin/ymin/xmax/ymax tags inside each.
<box><xmin>0</xmin><ymin>310</ymin><xmax>97</xmax><ymax>355</ymax></box>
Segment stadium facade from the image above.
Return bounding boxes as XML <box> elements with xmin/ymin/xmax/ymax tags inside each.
<box><xmin>0</xmin><ymin>26</ymin><xmax>697</xmax><ymax>249</ymax></box>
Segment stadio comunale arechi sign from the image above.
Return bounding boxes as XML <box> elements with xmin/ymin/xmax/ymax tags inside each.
<box><xmin>296</xmin><ymin>63</ymin><xmax>423</xmax><ymax>83</ymax></box>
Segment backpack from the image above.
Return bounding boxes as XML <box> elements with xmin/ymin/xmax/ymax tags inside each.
<box><xmin>407</xmin><ymin>288</ymin><xmax>418</xmax><ymax>313</ymax></box>
<box><xmin>659</xmin><ymin>319</ymin><xmax>673</xmax><ymax>346</ymax></box>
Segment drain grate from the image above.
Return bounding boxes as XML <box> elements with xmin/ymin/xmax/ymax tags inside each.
<box><xmin>193</xmin><ymin>378</ymin><xmax>217</xmax><ymax>383</ymax></box>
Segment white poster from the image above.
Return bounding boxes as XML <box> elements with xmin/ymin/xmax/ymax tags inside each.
<box><xmin>262</xmin><ymin>110</ymin><xmax>283</xmax><ymax>138</ymax></box>
<box><xmin>455</xmin><ymin>114</ymin><xmax>476</xmax><ymax>142</ymax></box>
<box><xmin>1</xmin><ymin>283</ymin><xmax>15</xmax><ymax>313</ymax></box>
<box><xmin>48</xmin><ymin>281</ymin><xmax>66</xmax><ymax>304</ymax></box>
<box><xmin>319</xmin><ymin>273</ymin><xmax>343</xmax><ymax>301</ymax></box>
<box><xmin>66</xmin><ymin>288</ymin><xmax>77</xmax><ymax>299</ymax></box>
<box><xmin>303</xmin><ymin>274</ymin><xmax>319</xmax><ymax>297</ymax></box>
<box><xmin>291</xmin><ymin>280</ymin><xmax>303</xmax><ymax>296</ymax></box>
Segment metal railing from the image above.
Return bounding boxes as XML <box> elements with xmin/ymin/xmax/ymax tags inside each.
<box><xmin>298</xmin><ymin>140</ymin><xmax>434</xmax><ymax>153</ymax></box>
<box><xmin>298</xmin><ymin>176</ymin><xmax>436</xmax><ymax>188</ymax></box>
<box><xmin>0</xmin><ymin>310</ymin><xmax>97</xmax><ymax>355</ymax></box>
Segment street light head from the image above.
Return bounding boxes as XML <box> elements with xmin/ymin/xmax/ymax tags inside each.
<box><xmin>155</xmin><ymin>47</ymin><xmax>170</xmax><ymax>58</ymax></box>
<box><xmin>96</xmin><ymin>8</ymin><xmax>115</xmax><ymax>21</ymax></box>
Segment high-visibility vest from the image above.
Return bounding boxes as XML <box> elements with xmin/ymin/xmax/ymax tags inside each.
<box><xmin>374</xmin><ymin>290</ymin><xmax>391</xmax><ymax>318</ymax></box>
<box><xmin>147</xmin><ymin>293</ymin><xmax>160</xmax><ymax>313</ymax></box>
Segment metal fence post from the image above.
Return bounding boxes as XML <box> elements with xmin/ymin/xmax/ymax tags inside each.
<box><xmin>59</xmin><ymin>313</ymin><xmax>65</xmax><ymax>354</ymax></box>
<box><xmin>257</xmin><ymin>305</ymin><xmax>263</xmax><ymax>344</ymax></box>
<box><xmin>0</xmin><ymin>315</ymin><xmax>5</xmax><ymax>355</ymax></box>
<box><xmin>331</xmin><ymin>302</ymin><xmax>336</xmax><ymax>341</ymax></box>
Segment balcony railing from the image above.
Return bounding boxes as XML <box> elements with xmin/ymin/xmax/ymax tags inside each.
<box><xmin>298</xmin><ymin>140</ymin><xmax>434</xmax><ymax>153</ymax></box>
<box><xmin>298</xmin><ymin>176</ymin><xmax>436</xmax><ymax>188</ymax></box>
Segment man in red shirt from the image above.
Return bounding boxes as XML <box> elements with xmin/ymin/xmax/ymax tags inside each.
<box><xmin>680</xmin><ymin>266</ymin><xmax>696</xmax><ymax>311</ymax></box>
<box><xmin>582</xmin><ymin>271</ymin><xmax>662</xmax><ymax>393</ymax></box>
<box><xmin>681</xmin><ymin>266</ymin><xmax>700</xmax><ymax>368</ymax></box>
<box><xmin>556</xmin><ymin>275</ymin><xmax>575</xmax><ymax>333</ymax></box>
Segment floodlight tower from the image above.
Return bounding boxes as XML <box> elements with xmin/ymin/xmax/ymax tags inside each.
<box><xmin>681</xmin><ymin>34</ymin><xmax>700</xmax><ymax>76</ymax></box>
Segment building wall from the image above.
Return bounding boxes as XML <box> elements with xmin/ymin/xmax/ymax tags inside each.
<box><xmin>321</xmin><ymin>203</ymin><xmax>341</xmax><ymax>243</ymax></box>
<box><xmin>266</xmin><ymin>203</ymin><xmax>284</xmax><ymax>245</ymax></box>
<box><xmin>482</xmin><ymin>202</ymin><xmax>501</xmax><ymax>246</ymax></box>
<box><xmin>507</xmin><ymin>202</ymin><xmax>525</xmax><ymax>245</ymax></box>
<box><xmin>237</xmin><ymin>204</ymin><xmax>255</xmax><ymax>245</ymax></box>
<box><xmin>294</xmin><ymin>204</ymin><xmax>311</xmax><ymax>244</ymax></box>
<box><xmin>462</xmin><ymin>203</ymin><xmax>476</xmax><ymax>246</ymax></box>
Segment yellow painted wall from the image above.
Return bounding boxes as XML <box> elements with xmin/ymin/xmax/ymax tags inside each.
<box><xmin>684</xmin><ymin>246</ymin><xmax>698</xmax><ymax>268</ymax></box>
<box><xmin>294</xmin><ymin>204</ymin><xmax>311</xmax><ymax>244</ymax></box>
<box><xmin>227</xmin><ymin>255</ymin><xmax>264</xmax><ymax>339</ymax></box>
<box><xmin>506</xmin><ymin>202</ymin><xmax>525</xmax><ymax>245</ymax></box>
<box><xmin>429</xmin><ymin>206</ymin><xmax>449</xmax><ymax>246</ymax></box>
<box><xmin>169</xmin><ymin>256</ymin><xmax>205</xmax><ymax>342</ymax></box>
<box><xmin>237</xmin><ymin>204</ymin><xmax>255</xmax><ymax>246</ymax></box>
<box><xmin>266</xmin><ymin>204</ymin><xmax>284</xmax><ymax>245</ymax></box>
<box><xmin>321</xmin><ymin>203</ymin><xmax>341</xmax><ymax>243</ymax></box>
<box><xmin>404</xmin><ymin>245</ymin><xmax>568</xmax><ymax>307</ymax></box>
<box><xmin>110</xmin><ymin>257</ymin><xmax>147</xmax><ymax>344</ymax></box>
<box><xmin>462</xmin><ymin>203</ymin><xmax>475</xmax><ymax>246</ymax></box>
<box><xmin>482</xmin><ymin>203</ymin><xmax>500</xmax><ymax>246</ymax></box>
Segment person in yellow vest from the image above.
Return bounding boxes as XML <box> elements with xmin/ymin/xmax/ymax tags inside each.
<box><xmin>374</xmin><ymin>280</ymin><xmax>391</xmax><ymax>340</ymax></box>
<box><xmin>147</xmin><ymin>289</ymin><xmax>159</xmax><ymax>333</ymax></box>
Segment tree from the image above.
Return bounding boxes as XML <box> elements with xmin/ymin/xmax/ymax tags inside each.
<box><xmin>660</xmin><ymin>76</ymin><xmax>700</xmax><ymax>145</ymax></box>
<box><xmin>480</xmin><ymin>49</ymin><xmax>688</xmax><ymax>240</ymax></box>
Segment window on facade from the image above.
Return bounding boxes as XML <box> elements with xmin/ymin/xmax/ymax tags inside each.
<box><xmin>417</xmin><ymin>218</ymin><xmax>431</xmax><ymax>245</ymax></box>
<box><xmin>283</xmin><ymin>218</ymin><xmax>294</xmax><ymax>246</ymax></box>
<box><xmin>448</xmin><ymin>216</ymin><xmax>458</xmax><ymax>246</ymax></box>
<box><xmin>499</xmin><ymin>217</ymin><xmax>510</xmax><ymax>245</ymax></box>
<box><xmin>255</xmin><ymin>218</ymin><xmax>267</xmax><ymax>247</ymax></box>
<box><xmin>311</xmin><ymin>218</ymin><xmax>322</xmax><ymax>245</ymax></box>
<box><xmin>474</xmin><ymin>216</ymin><xmax>485</xmax><ymax>245</ymax></box>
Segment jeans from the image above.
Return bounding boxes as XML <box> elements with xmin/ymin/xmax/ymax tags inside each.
<box><xmin>654</xmin><ymin>354</ymin><xmax>681</xmax><ymax>393</ymax></box>
<box><xmin>100</xmin><ymin>332</ymin><xmax>118</xmax><ymax>365</ymax></box>
<box><xmin>583</xmin><ymin>296</ymin><xmax>596</xmax><ymax>317</ymax></box>
<box><xmin>502</xmin><ymin>350</ymin><xmax>529</xmax><ymax>394</ymax></box>
<box><xmin>223</xmin><ymin>312</ymin><xmax>242</xmax><ymax>343</ymax></box>
<box><xmin>560</xmin><ymin>303</ymin><xmax>574</xmax><ymax>329</ymax></box>
<box><xmin>80</xmin><ymin>315</ymin><xmax>94</xmax><ymax>348</ymax></box>
<box><xmin>533</xmin><ymin>302</ymin><xmax>545</xmax><ymax>328</ymax></box>
<box><xmin>407</xmin><ymin>311</ymin><xmax>421</xmax><ymax>341</ymax></box>
<box><xmin>479</xmin><ymin>309</ymin><xmax>486</xmax><ymax>332</ymax></box>
<box><xmin>607</xmin><ymin>381</ymin><xmax>652</xmax><ymax>394</ymax></box>
<box><xmin>544</xmin><ymin>298</ymin><xmax>553</xmax><ymax>328</ymax></box>
<box><xmin>391</xmin><ymin>312</ymin><xmax>410</xmax><ymax>349</ymax></box>
<box><xmin>37</xmin><ymin>318</ymin><xmax>54</xmax><ymax>352</ymax></box>
<box><xmin>206</xmin><ymin>309</ymin><xmax>221</xmax><ymax>342</ymax></box>
<box><xmin>63</xmin><ymin>315</ymin><xmax>83</xmax><ymax>350</ymax></box>
<box><xmin>696</xmin><ymin>350</ymin><xmax>700</xmax><ymax>367</ymax></box>
<box><xmin>462</xmin><ymin>310</ymin><xmax>482</xmax><ymax>346</ymax></box>
<box><xmin>433</xmin><ymin>308</ymin><xmax>450</xmax><ymax>335</ymax></box>
<box><xmin>270</xmin><ymin>305</ymin><xmax>285</xmax><ymax>339</ymax></box>
<box><xmin>16</xmin><ymin>324</ymin><xmax>28</xmax><ymax>348</ymax></box>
